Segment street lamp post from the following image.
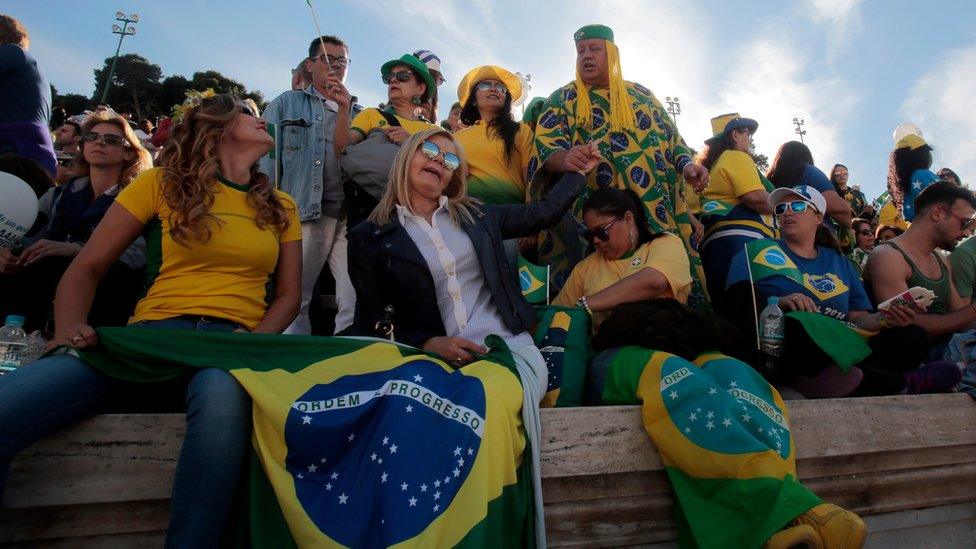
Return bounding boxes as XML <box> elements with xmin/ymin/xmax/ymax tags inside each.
<box><xmin>99</xmin><ymin>11</ymin><xmax>139</xmax><ymax>104</ymax></box>
<box><xmin>792</xmin><ymin>116</ymin><xmax>807</xmax><ymax>143</ymax></box>
<box><xmin>665</xmin><ymin>96</ymin><xmax>681</xmax><ymax>121</ymax></box>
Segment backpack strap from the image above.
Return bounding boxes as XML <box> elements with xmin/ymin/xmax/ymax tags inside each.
<box><xmin>376</xmin><ymin>108</ymin><xmax>402</xmax><ymax>128</ymax></box>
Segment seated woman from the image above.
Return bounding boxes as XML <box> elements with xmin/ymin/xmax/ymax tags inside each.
<box><xmin>552</xmin><ymin>186</ymin><xmax>692</xmax><ymax>330</ymax></box>
<box><xmin>0</xmin><ymin>95</ymin><xmax>302</xmax><ymax>546</ymax></box>
<box><xmin>697</xmin><ymin>113</ymin><xmax>775</xmax><ymax>306</ymax></box>
<box><xmin>723</xmin><ymin>185</ymin><xmax>960</xmax><ymax>397</ymax></box>
<box><xmin>0</xmin><ymin>112</ymin><xmax>153</xmax><ymax>332</ymax></box>
<box><xmin>849</xmin><ymin>217</ymin><xmax>875</xmax><ymax>269</ymax></box>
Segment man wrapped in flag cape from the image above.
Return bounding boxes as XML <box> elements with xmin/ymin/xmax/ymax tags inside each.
<box><xmin>526</xmin><ymin>24</ymin><xmax>711</xmax><ymax>309</ymax></box>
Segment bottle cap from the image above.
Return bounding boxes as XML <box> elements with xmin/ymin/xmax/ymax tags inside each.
<box><xmin>4</xmin><ymin>315</ymin><xmax>25</xmax><ymax>326</ymax></box>
<box><xmin>767</xmin><ymin>296</ymin><xmax>779</xmax><ymax>306</ymax></box>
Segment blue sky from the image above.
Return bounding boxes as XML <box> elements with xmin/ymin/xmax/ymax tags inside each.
<box><xmin>10</xmin><ymin>0</ymin><xmax>976</xmax><ymax>199</ymax></box>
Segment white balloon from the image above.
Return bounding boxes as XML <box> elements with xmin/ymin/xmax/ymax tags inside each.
<box><xmin>0</xmin><ymin>172</ymin><xmax>39</xmax><ymax>248</ymax></box>
<box><xmin>893</xmin><ymin>122</ymin><xmax>923</xmax><ymax>144</ymax></box>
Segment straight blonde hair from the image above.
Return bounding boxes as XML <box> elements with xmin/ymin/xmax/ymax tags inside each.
<box><xmin>368</xmin><ymin>128</ymin><xmax>480</xmax><ymax>226</ymax></box>
<box><xmin>72</xmin><ymin>112</ymin><xmax>153</xmax><ymax>189</ymax></box>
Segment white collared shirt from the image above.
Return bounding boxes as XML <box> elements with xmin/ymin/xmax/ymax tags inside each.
<box><xmin>396</xmin><ymin>198</ymin><xmax>533</xmax><ymax>348</ymax></box>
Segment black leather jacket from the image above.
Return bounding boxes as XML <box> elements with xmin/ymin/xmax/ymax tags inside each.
<box><xmin>343</xmin><ymin>172</ymin><xmax>585</xmax><ymax>348</ymax></box>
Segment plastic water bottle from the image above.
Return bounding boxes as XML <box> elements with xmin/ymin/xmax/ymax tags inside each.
<box><xmin>0</xmin><ymin>315</ymin><xmax>28</xmax><ymax>373</ymax></box>
<box><xmin>758</xmin><ymin>297</ymin><xmax>785</xmax><ymax>359</ymax></box>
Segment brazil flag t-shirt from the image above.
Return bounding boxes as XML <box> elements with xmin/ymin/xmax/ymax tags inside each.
<box><xmin>727</xmin><ymin>240</ymin><xmax>872</xmax><ymax>320</ymax></box>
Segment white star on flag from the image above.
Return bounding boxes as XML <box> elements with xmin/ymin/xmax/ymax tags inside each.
<box><xmin>414</xmin><ymin>374</ymin><xmax>423</xmax><ymax>382</ymax></box>
<box><xmin>302</xmin><ymin>415</ymin><xmax>312</xmax><ymax>425</ymax></box>
<box><xmin>325</xmin><ymin>482</ymin><xmax>332</xmax><ymax>491</ymax></box>
<box><xmin>433</xmin><ymin>504</ymin><xmax>440</xmax><ymax>512</ymax></box>
<box><xmin>742</xmin><ymin>412</ymin><xmax>751</xmax><ymax>423</ymax></box>
<box><xmin>689</xmin><ymin>412</ymin><xmax>697</xmax><ymax>421</ymax></box>
<box><xmin>706</xmin><ymin>411</ymin><xmax>714</xmax><ymax>419</ymax></box>
<box><xmin>378</xmin><ymin>458</ymin><xmax>383</xmax><ymax>464</ymax></box>
<box><xmin>347</xmin><ymin>433</ymin><xmax>355</xmax><ymax>442</ymax></box>
<box><xmin>723</xmin><ymin>417</ymin><xmax>732</xmax><ymax>427</ymax></box>
<box><xmin>297</xmin><ymin>473</ymin><xmax>304</xmax><ymax>479</ymax></box>
<box><xmin>758</xmin><ymin>426</ymin><xmax>764</xmax><ymax>433</ymax></box>
<box><xmin>453</xmin><ymin>468</ymin><xmax>460</xmax><ymax>477</ymax></box>
<box><xmin>401</xmin><ymin>482</ymin><xmax>408</xmax><ymax>491</ymax></box>
<box><xmin>405</xmin><ymin>405</ymin><xmax>413</xmax><ymax>413</ymax></box>
<box><xmin>706</xmin><ymin>421</ymin><xmax>715</xmax><ymax>430</ymax></box>
<box><xmin>467</xmin><ymin>448</ymin><xmax>474</xmax><ymax>455</ymax></box>
<box><xmin>434</xmin><ymin>491</ymin><xmax>441</xmax><ymax>500</ymax></box>
<box><xmin>420</xmin><ymin>484</ymin><xmax>428</xmax><ymax>492</ymax></box>
<box><xmin>729</xmin><ymin>381</ymin><xmax>738</xmax><ymax>388</ymax></box>
<box><xmin>453</xmin><ymin>446</ymin><xmax>462</xmax><ymax>456</ymax></box>
<box><xmin>383</xmin><ymin>436</ymin><xmax>389</xmax><ymax>445</ymax></box>
<box><xmin>320</xmin><ymin>457</ymin><xmax>327</xmax><ymax>463</ymax></box>
<box><xmin>684</xmin><ymin>426</ymin><xmax>692</xmax><ymax>434</ymax></box>
<box><xmin>338</xmin><ymin>493</ymin><xmax>348</xmax><ymax>504</ymax></box>
<box><xmin>307</xmin><ymin>463</ymin><xmax>318</xmax><ymax>473</ymax></box>
<box><xmin>708</xmin><ymin>387</ymin><xmax>717</xmax><ymax>395</ymax></box>
<box><xmin>669</xmin><ymin>390</ymin><xmax>678</xmax><ymax>400</ymax></box>
<box><xmin>457</xmin><ymin>458</ymin><xmax>464</xmax><ymax>467</ymax></box>
<box><xmin>381</xmin><ymin>471</ymin><xmax>388</xmax><ymax>483</ymax></box>
<box><xmin>389</xmin><ymin>444</ymin><xmax>398</xmax><ymax>454</ymax></box>
<box><xmin>434</xmin><ymin>480</ymin><xmax>441</xmax><ymax>488</ymax></box>
<box><xmin>409</xmin><ymin>496</ymin><xmax>417</xmax><ymax>507</ymax></box>
<box><xmin>370</xmin><ymin>453</ymin><xmax>377</xmax><ymax>461</ymax></box>
<box><xmin>444</xmin><ymin>476</ymin><xmax>451</xmax><ymax>484</ymax></box>
<box><xmin>330</xmin><ymin>472</ymin><xmax>338</xmax><ymax>480</ymax></box>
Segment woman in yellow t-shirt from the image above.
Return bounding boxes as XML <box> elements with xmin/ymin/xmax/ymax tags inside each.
<box><xmin>697</xmin><ymin>113</ymin><xmax>776</xmax><ymax>306</ymax></box>
<box><xmin>330</xmin><ymin>53</ymin><xmax>439</xmax><ymax>156</ymax></box>
<box><xmin>554</xmin><ymin>187</ymin><xmax>692</xmax><ymax>330</ymax></box>
<box><xmin>0</xmin><ymin>95</ymin><xmax>301</xmax><ymax>546</ymax></box>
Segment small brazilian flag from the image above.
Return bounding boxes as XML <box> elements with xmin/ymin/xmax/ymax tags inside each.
<box><xmin>518</xmin><ymin>255</ymin><xmax>549</xmax><ymax>305</ymax></box>
<box><xmin>80</xmin><ymin>328</ymin><xmax>536</xmax><ymax>548</ymax></box>
<box><xmin>532</xmin><ymin>306</ymin><xmax>591</xmax><ymax>407</ymax></box>
<box><xmin>601</xmin><ymin>348</ymin><xmax>821</xmax><ymax>548</ymax></box>
<box><xmin>745</xmin><ymin>239</ymin><xmax>803</xmax><ymax>284</ymax></box>
<box><xmin>699</xmin><ymin>199</ymin><xmax>733</xmax><ymax>217</ymax></box>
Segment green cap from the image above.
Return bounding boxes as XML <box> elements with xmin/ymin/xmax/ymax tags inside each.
<box><xmin>574</xmin><ymin>24</ymin><xmax>614</xmax><ymax>43</ymax></box>
<box><xmin>380</xmin><ymin>54</ymin><xmax>437</xmax><ymax>102</ymax></box>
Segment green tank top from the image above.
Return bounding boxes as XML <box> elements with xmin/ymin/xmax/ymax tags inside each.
<box><xmin>885</xmin><ymin>241</ymin><xmax>951</xmax><ymax>315</ymax></box>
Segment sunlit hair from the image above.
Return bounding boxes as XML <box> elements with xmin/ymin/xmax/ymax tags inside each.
<box><xmin>369</xmin><ymin>128</ymin><xmax>480</xmax><ymax>226</ymax></box>
<box><xmin>0</xmin><ymin>15</ymin><xmax>29</xmax><ymax>49</ymax></box>
<box><xmin>73</xmin><ymin>112</ymin><xmax>153</xmax><ymax>188</ymax></box>
<box><xmin>159</xmin><ymin>94</ymin><xmax>291</xmax><ymax>246</ymax></box>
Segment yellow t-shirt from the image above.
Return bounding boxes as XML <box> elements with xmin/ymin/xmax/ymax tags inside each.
<box><xmin>553</xmin><ymin>233</ymin><xmax>692</xmax><ymax>325</ymax></box>
<box><xmin>350</xmin><ymin>108</ymin><xmax>438</xmax><ymax>139</ymax></box>
<box><xmin>879</xmin><ymin>200</ymin><xmax>910</xmax><ymax>230</ymax></box>
<box><xmin>115</xmin><ymin>168</ymin><xmax>302</xmax><ymax>330</ymax></box>
<box><xmin>454</xmin><ymin>121</ymin><xmax>533</xmax><ymax>205</ymax></box>
<box><xmin>703</xmin><ymin>150</ymin><xmax>764</xmax><ymax>207</ymax></box>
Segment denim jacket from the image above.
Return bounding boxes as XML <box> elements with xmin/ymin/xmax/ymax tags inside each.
<box><xmin>258</xmin><ymin>85</ymin><xmax>361</xmax><ymax>221</ymax></box>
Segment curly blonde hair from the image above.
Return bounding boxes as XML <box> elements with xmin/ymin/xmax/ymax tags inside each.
<box><xmin>159</xmin><ymin>94</ymin><xmax>291</xmax><ymax>246</ymax></box>
<box><xmin>73</xmin><ymin>112</ymin><xmax>153</xmax><ymax>188</ymax></box>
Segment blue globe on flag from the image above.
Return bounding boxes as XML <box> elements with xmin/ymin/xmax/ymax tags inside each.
<box><xmin>762</xmin><ymin>248</ymin><xmax>788</xmax><ymax>266</ymax></box>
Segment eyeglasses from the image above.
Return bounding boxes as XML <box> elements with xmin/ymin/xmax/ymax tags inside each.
<box><xmin>856</xmin><ymin>229</ymin><xmax>873</xmax><ymax>236</ymax></box>
<box><xmin>239</xmin><ymin>105</ymin><xmax>255</xmax><ymax>117</ymax></box>
<box><xmin>581</xmin><ymin>217</ymin><xmax>621</xmax><ymax>243</ymax></box>
<box><xmin>420</xmin><ymin>140</ymin><xmax>460</xmax><ymax>171</ymax></box>
<box><xmin>310</xmin><ymin>54</ymin><xmax>350</xmax><ymax>67</ymax></box>
<box><xmin>475</xmin><ymin>81</ymin><xmax>508</xmax><ymax>94</ymax></box>
<box><xmin>774</xmin><ymin>200</ymin><xmax>814</xmax><ymax>216</ymax></box>
<box><xmin>385</xmin><ymin>71</ymin><xmax>416</xmax><ymax>85</ymax></box>
<box><xmin>943</xmin><ymin>208</ymin><xmax>975</xmax><ymax>231</ymax></box>
<box><xmin>57</xmin><ymin>158</ymin><xmax>74</xmax><ymax>167</ymax></box>
<box><xmin>80</xmin><ymin>131</ymin><xmax>131</xmax><ymax>148</ymax></box>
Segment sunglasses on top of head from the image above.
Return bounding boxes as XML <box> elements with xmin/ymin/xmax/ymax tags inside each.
<box><xmin>580</xmin><ymin>217</ymin><xmax>621</xmax><ymax>243</ymax></box>
<box><xmin>420</xmin><ymin>140</ymin><xmax>460</xmax><ymax>171</ymax></box>
<box><xmin>385</xmin><ymin>71</ymin><xmax>416</xmax><ymax>85</ymax></box>
<box><xmin>774</xmin><ymin>200</ymin><xmax>815</xmax><ymax>216</ymax></box>
<box><xmin>79</xmin><ymin>131</ymin><xmax>131</xmax><ymax>148</ymax></box>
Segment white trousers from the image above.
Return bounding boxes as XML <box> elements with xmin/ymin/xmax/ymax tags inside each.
<box><xmin>285</xmin><ymin>215</ymin><xmax>356</xmax><ymax>335</ymax></box>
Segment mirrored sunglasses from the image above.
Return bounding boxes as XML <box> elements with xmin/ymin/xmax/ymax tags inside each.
<box><xmin>420</xmin><ymin>140</ymin><xmax>460</xmax><ymax>171</ymax></box>
<box><xmin>475</xmin><ymin>81</ymin><xmax>508</xmax><ymax>94</ymax></box>
<box><xmin>774</xmin><ymin>200</ymin><xmax>813</xmax><ymax>216</ymax></box>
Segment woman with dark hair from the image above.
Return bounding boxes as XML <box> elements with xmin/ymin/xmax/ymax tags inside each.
<box><xmin>0</xmin><ymin>94</ymin><xmax>302</xmax><ymax>546</ymax></box>
<box><xmin>887</xmin><ymin>134</ymin><xmax>937</xmax><ymax>222</ymax></box>
<box><xmin>696</xmin><ymin>113</ymin><xmax>775</xmax><ymax>305</ymax></box>
<box><xmin>553</xmin><ymin>186</ymin><xmax>691</xmax><ymax>329</ymax></box>
<box><xmin>850</xmin><ymin>217</ymin><xmax>874</xmax><ymax>269</ymax></box>
<box><xmin>331</xmin><ymin>53</ymin><xmax>439</xmax><ymax>155</ymax></box>
<box><xmin>454</xmin><ymin>66</ymin><xmax>532</xmax><ymax>207</ymax></box>
<box><xmin>0</xmin><ymin>112</ymin><xmax>153</xmax><ymax>331</ymax></box>
<box><xmin>875</xmin><ymin>223</ymin><xmax>904</xmax><ymax>244</ymax></box>
<box><xmin>938</xmin><ymin>167</ymin><xmax>962</xmax><ymax>186</ymax></box>
<box><xmin>829</xmin><ymin>163</ymin><xmax>872</xmax><ymax>218</ymax></box>
<box><xmin>766</xmin><ymin>141</ymin><xmax>853</xmax><ymax>228</ymax></box>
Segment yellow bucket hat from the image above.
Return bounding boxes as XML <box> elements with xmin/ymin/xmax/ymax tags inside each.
<box><xmin>456</xmin><ymin>65</ymin><xmax>522</xmax><ymax>107</ymax></box>
<box><xmin>895</xmin><ymin>133</ymin><xmax>928</xmax><ymax>151</ymax></box>
<box><xmin>707</xmin><ymin>112</ymin><xmax>758</xmax><ymax>141</ymax></box>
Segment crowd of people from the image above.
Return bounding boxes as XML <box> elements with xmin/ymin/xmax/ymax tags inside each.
<box><xmin>1</xmin><ymin>12</ymin><xmax>974</xmax><ymax>548</ymax></box>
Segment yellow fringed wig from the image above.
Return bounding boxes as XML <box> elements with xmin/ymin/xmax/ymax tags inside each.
<box><xmin>573</xmin><ymin>24</ymin><xmax>636</xmax><ymax>133</ymax></box>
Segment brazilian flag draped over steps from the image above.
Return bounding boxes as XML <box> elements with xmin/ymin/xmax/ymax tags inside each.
<box><xmin>79</xmin><ymin>328</ymin><xmax>535</xmax><ymax>548</ymax></box>
<box><xmin>532</xmin><ymin>306</ymin><xmax>591</xmax><ymax>407</ymax></box>
<box><xmin>601</xmin><ymin>347</ymin><xmax>822</xmax><ymax>548</ymax></box>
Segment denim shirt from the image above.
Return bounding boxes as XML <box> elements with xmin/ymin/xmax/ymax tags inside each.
<box><xmin>258</xmin><ymin>85</ymin><xmax>360</xmax><ymax>221</ymax></box>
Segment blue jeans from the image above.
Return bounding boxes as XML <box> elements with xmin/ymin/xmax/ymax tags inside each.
<box><xmin>0</xmin><ymin>316</ymin><xmax>251</xmax><ymax>548</ymax></box>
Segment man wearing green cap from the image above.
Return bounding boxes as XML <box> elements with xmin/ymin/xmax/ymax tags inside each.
<box><xmin>528</xmin><ymin>24</ymin><xmax>711</xmax><ymax>308</ymax></box>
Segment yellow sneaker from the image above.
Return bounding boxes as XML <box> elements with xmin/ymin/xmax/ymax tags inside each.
<box><xmin>765</xmin><ymin>524</ymin><xmax>824</xmax><ymax>549</ymax></box>
<box><xmin>794</xmin><ymin>503</ymin><xmax>867</xmax><ymax>549</ymax></box>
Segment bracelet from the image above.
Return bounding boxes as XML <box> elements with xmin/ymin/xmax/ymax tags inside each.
<box><xmin>576</xmin><ymin>296</ymin><xmax>593</xmax><ymax>316</ymax></box>
<box><xmin>877</xmin><ymin>312</ymin><xmax>889</xmax><ymax>329</ymax></box>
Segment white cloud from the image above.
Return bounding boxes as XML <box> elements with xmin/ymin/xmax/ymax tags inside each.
<box><xmin>901</xmin><ymin>44</ymin><xmax>976</xmax><ymax>182</ymax></box>
<box><xmin>807</xmin><ymin>0</ymin><xmax>863</xmax><ymax>22</ymax></box>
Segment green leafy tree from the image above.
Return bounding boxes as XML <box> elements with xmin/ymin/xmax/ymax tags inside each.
<box><xmin>92</xmin><ymin>53</ymin><xmax>163</xmax><ymax>119</ymax></box>
<box><xmin>749</xmin><ymin>142</ymin><xmax>769</xmax><ymax>173</ymax></box>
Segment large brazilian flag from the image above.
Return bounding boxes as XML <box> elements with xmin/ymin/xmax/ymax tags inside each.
<box><xmin>79</xmin><ymin>328</ymin><xmax>536</xmax><ymax>548</ymax></box>
<box><xmin>601</xmin><ymin>347</ymin><xmax>822</xmax><ymax>548</ymax></box>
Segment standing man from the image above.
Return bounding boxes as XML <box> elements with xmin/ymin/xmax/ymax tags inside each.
<box><xmin>529</xmin><ymin>24</ymin><xmax>710</xmax><ymax>307</ymax></box>
<box><xmin>259</xmin><ymin>35</ymin><xmax>360</xmax><ymax>334</ymax></box>
<box><xmin>0</xmin><ymin>15</ymin><xmax>56</xmax><ymax>176</ymax></box>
